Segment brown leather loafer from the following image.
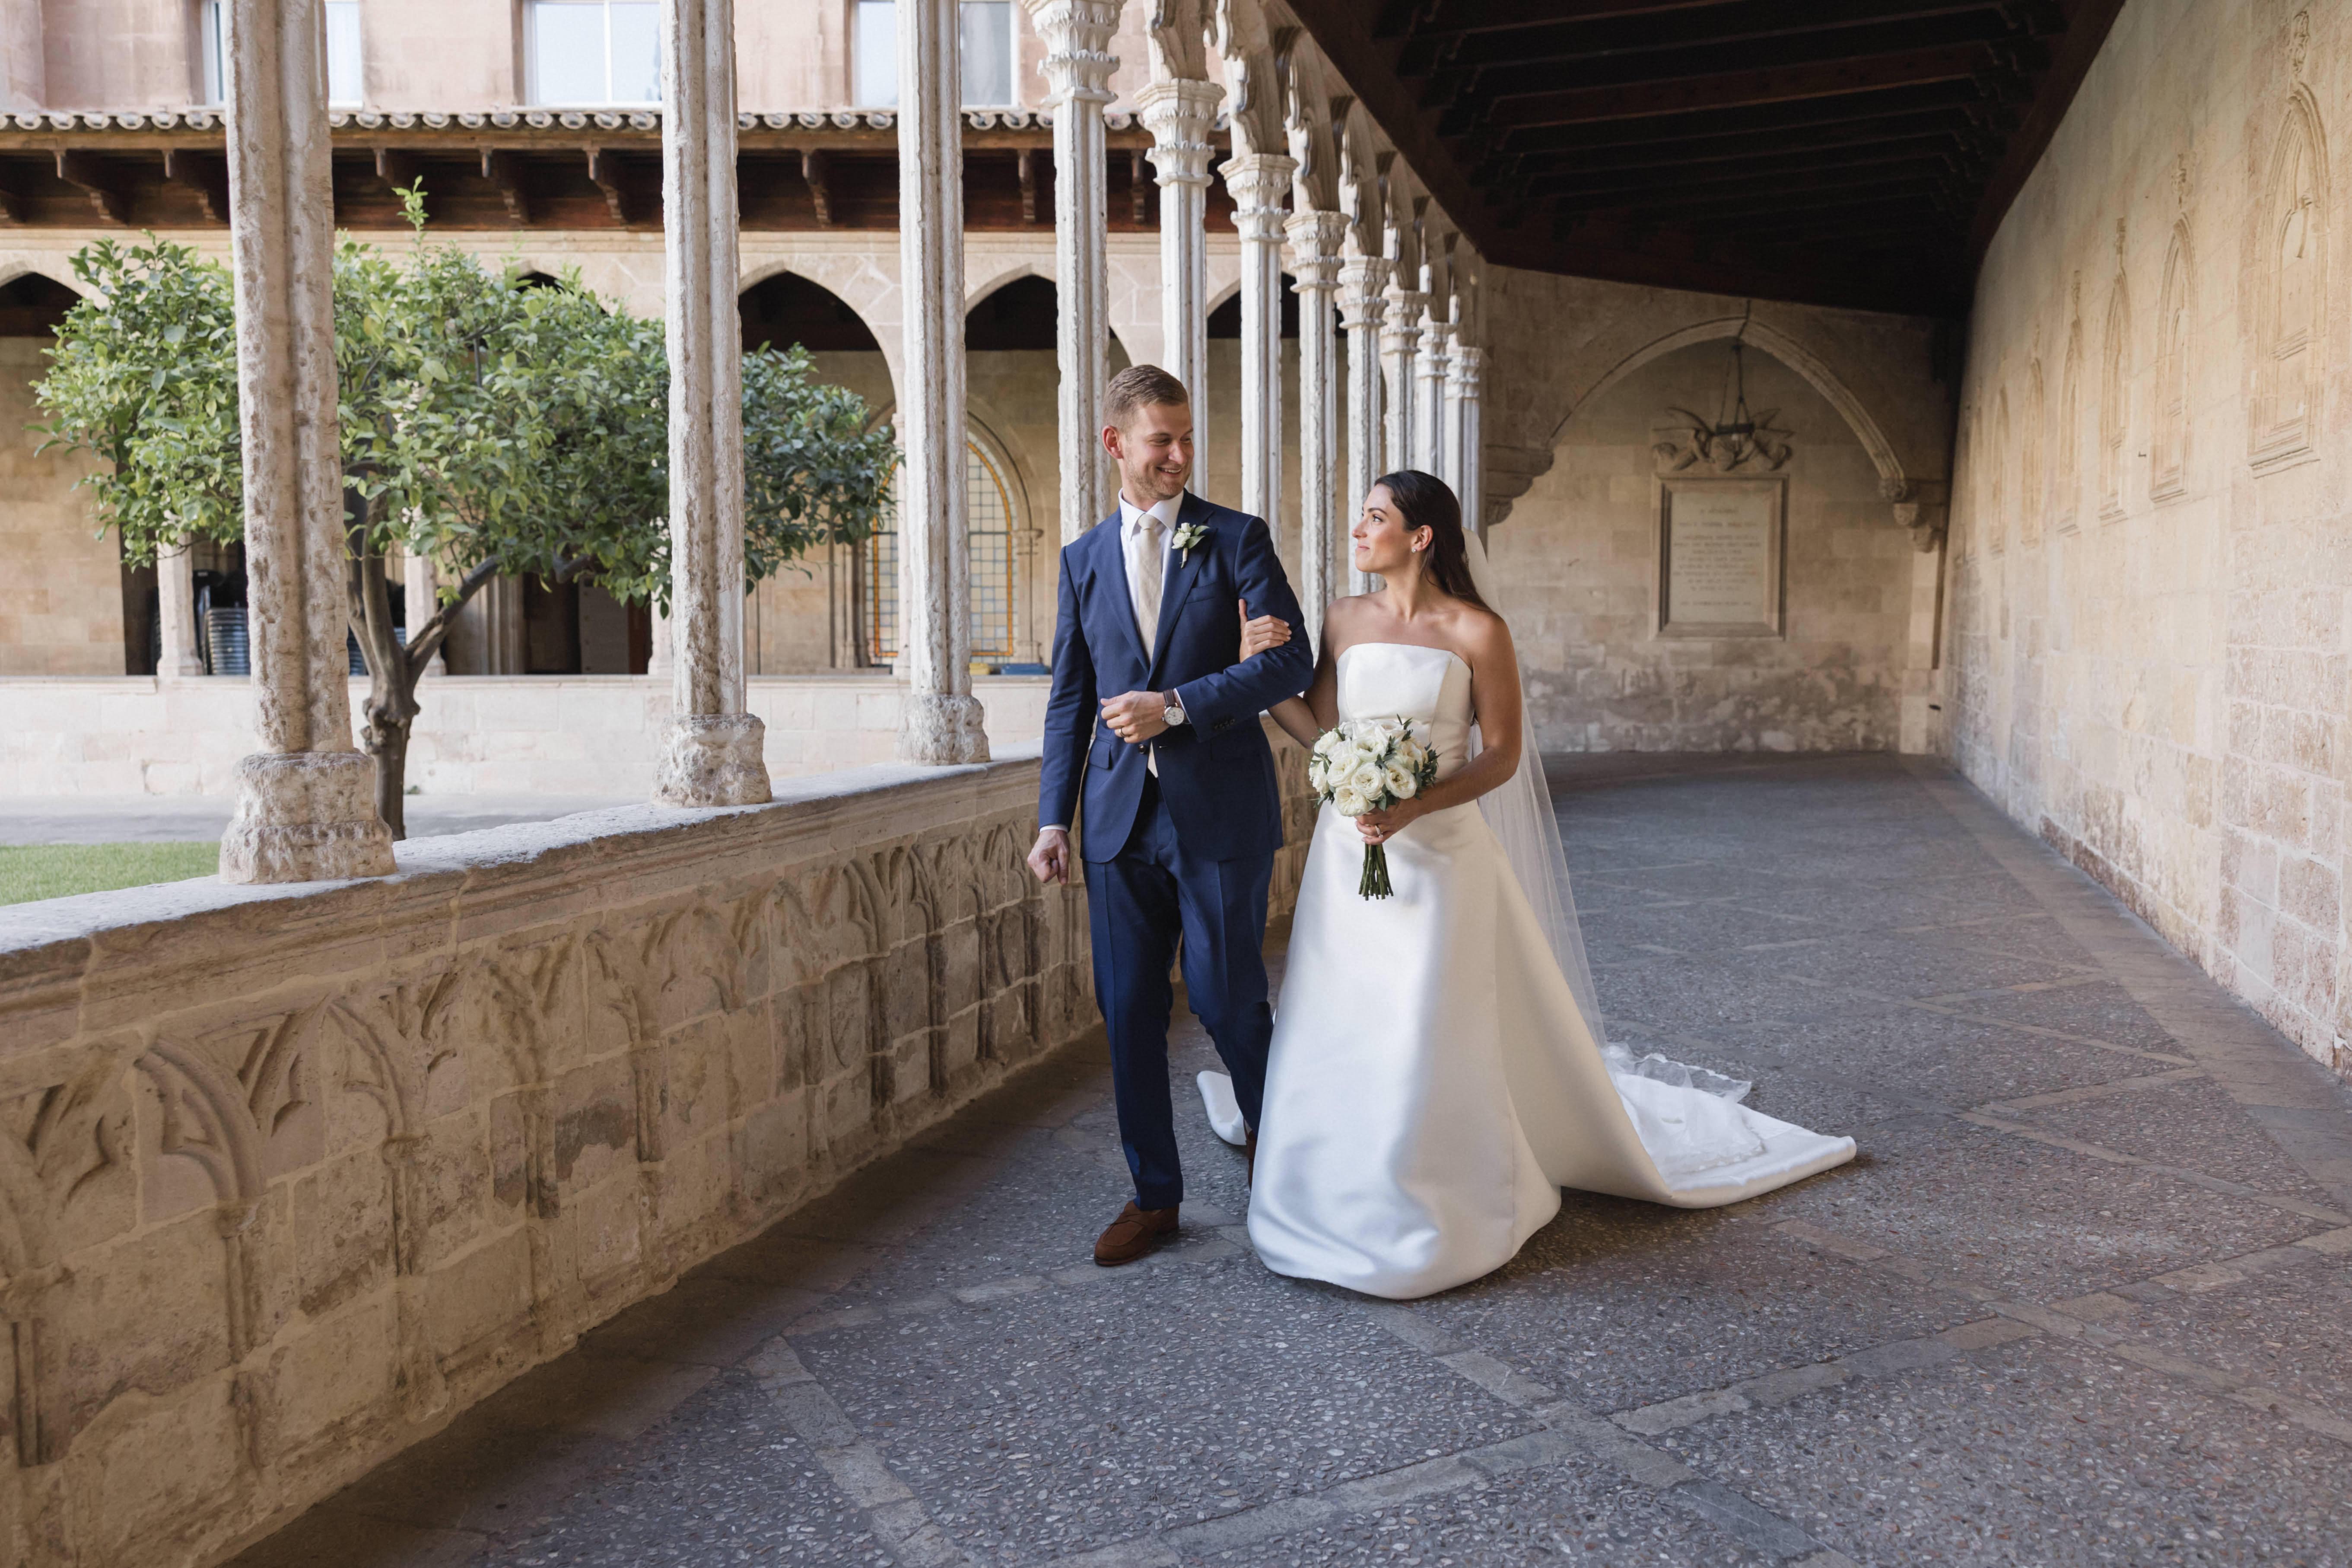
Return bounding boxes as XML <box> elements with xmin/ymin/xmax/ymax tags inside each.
<box><xmin>1094</xmin><ymin>1201</ymin><xmax>1178</xmax><ymax>1266</ymax></box>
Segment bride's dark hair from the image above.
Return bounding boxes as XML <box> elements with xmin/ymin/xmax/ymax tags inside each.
<box><xmin>1373</xmin><ymin>469</ymin><xmax>1493</xmax><ymax>615</ymax></box>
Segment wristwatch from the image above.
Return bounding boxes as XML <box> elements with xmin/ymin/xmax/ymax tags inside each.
<box><xmin>1163</xmin><ymin>693</ymin><xmax>1188</xmax><ymax>729</ymax></box>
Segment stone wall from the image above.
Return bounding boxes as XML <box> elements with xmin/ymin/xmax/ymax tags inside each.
<box><xmin>0</xmin><ymin>337</ymin><xmax>122</xmax><ymax>676</ymax></box>
<box><xmin>1946</xmin><ymin>0</ymin><xmax>2352</xmax><ymax>1080</ymax></box>
<box><xmin>1477</xmin><ymin>261</ymin><xmax>1956</xmax><ymax>755</ymax></box>
<box><xmin>0</xmin><ymin>673</ymin><xmax>1053</xmax><ymax>796</ymax></box>
<box><xmin>1489</xmin><ymin>341</ymin><xmax>1918</xmax><ymax>754</ymax></box>
<box><xmin>0</xmin><ymin>733</ymin><xmax>1314</xmax><ymax>1568</ymax></box>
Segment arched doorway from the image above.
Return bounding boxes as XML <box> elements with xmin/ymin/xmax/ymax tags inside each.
<box><xmin>0</xmin><ymin>271</ymin><xmax>153</xmax><ymax>676</ymax></box>
<box><xmin>737</xmin><ymin>270</ymin><xmax>896</xmax><ymax>673</ymax></box>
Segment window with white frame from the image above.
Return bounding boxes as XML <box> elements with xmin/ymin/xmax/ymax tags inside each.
<box><xmin>198</xmin><ymin>0</ymin><xmax>365</xmax><ymax>105</ymax></box>
<box><xmin>851</xmin><ymin>1</ymin><xmax>1016</xmax><ymax>109</ymax></box>
<box><xmin>527</xmin><ymin>0</ymin><xmax>662</xmax><ymax>106</ymax></box>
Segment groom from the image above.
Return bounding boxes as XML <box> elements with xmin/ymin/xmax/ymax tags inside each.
<box><xmin>1027</xmin><ymin>365</ymin><xmax>1315</xmax><ymax>1265</ymax></box>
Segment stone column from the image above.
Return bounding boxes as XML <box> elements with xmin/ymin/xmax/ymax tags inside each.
<box><xmin>400</xmin><ymin>550</ymin><xmax>445</xmax><ymax>676</ymax></box>
<box><xmin>1379</xmin><ymin>272</ymin><xmax>1424</xmax><ymax>477</ymax></box>
<box><xmin>1286</xmin><ymin>208</ymin><xmax>1343</xmax><ymax>644</ymax></box>
<box><xmin>653</xmin><ymin>0</ymin><xmax>770</xmax><ymax>805</ymax></box>
<box><xmin>1223</xmin><ymin>151</ymin><xmax>1294</xmax><ymax>534</ymax></box>
<box><xmin>895</xmin><ymin>0</ymin><xmax>988</xmax><ymax>763</ymax></box>
<box><xmin>1447</xmin><ymin>345</ymin><xmax>1483</xmax><ymax>537</ymax></box>
<box><xmin>1338</xmin><ymin>249</ymin><xmax>1388</xmax><ymax>596</ymax></box>
<box><xmin>1415</xmin><ymin>293</ymin><xmax>1449</xmax><ymax>479</ymax></box>
<box><xmin>218</xmin><ymin>0</ymin><xmax>394</xmax><ymax>883</ymax></box>
<box><xmin>1021</xmin><ymin>0</ymin><xmax>1122</xmax><ymax>544</ymax></box>
<box><xmin>156</xmin><ymin>546</ymin><xmax>206</xmax><ymax>678</ymax></box>
<box><xmin>1134</xmin><ymin>75</ymin><xmax>1221</xmax><ymax>480</ymax></box>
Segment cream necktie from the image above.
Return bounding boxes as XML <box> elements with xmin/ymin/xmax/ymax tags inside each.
<box><xmin>1128</xmin><ymin>510</ymin><xmax>1164</xmax><ymax>658</ymax></box>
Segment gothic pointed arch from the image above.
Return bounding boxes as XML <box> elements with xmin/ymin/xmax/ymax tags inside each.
<box><xmin>1990</xmin><ymin>386</ymin><xmax>2012</xmax><ymax>558</ymax></box>
<box><xmin>2056</xmin><ymin>283</ymin><xmax>2084</xmax><ymax>533</ymax></box>
<box><xmin>2098</xmin><ymin>270</ymin><xmax>2132</xmax><ymax>520</ymax></box>
<box><xmin>739</xmin><ymin>268</ymin><xmax>884</xmax><ymax>353</ymax></box>
<box><xmin>1556</xmin><ymin>316</ymin><xmax>1914</xmax><ymax>506</ymax></box>
<box><xmin>2151</xmin><ymin>223</ymin><xmax>2193</xmax><ymax>502</ymax></box>
<box><xmin>0</xmin><ymin>269</ymin><xmax>85</xmax><ymax>335</ymax></box>
<box><xmin>2022</xmin><ymin>358</ymin><xmax>2046</xmax><ymax>548</ymax></box>
<box><xmin>2253</xmin><ymin>87</ymin><xmax>2327</xmax><ymax>472</ymax></box>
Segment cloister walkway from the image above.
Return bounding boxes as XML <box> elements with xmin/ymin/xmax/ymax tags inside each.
<box><xmin>231</xmin><ymin>756</ymin><xmax>2352</xmax><ymax>1568</ymax></box>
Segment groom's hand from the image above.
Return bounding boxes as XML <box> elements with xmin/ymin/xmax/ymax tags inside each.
<box><xmin>1102</xmin><ymin>690</ymin><xmax>1171</xmax><ymax>745</ymax></box>
<box><xmin>1027</xmin><ymin>827</ymin><xmax>1071</xmax><ymax>885</ymax></box>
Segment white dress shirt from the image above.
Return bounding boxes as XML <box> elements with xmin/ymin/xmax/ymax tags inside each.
<box><xmin>1043</xmin><ymin>491</ymin><xmax>1191</xmax><ymax>831</ymax></box>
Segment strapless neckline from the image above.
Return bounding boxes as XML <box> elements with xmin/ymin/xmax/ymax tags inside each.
<box><xmin>1336</xmin><ymin>641</ymin><xmax>1470</xmax><ymax>675</ymax></box>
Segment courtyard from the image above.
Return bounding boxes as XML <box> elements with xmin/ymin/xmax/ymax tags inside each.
<box><xmin>227</xmin><ymin>756</ymin><xmax>2352</xmax><ymax>1568</ymax></box>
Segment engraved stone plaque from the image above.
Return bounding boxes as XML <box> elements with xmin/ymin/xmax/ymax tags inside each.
<box><xmin>1658</xmin><ymin>478</ymin><xmax>1783</xmax><ymax>637</ymax></box>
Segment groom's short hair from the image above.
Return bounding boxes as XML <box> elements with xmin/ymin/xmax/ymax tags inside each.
<box><xmin>1105</xmin><ymin>365</ymin><xmax>1190</xmax><ymax>430</ymax></box>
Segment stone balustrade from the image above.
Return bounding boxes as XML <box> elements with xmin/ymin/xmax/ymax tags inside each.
<box><xmin>0</xmin><ymin>733</ymin><xmax>1313</xmax><ymax>1566</ymax></box>
<box><xmin>0</xmin><ymin>674</ymin><xmax>1053</xmax><ymax>797</ymax></box>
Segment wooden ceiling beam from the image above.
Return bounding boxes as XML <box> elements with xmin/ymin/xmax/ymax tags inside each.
<box><xmin>1402</xmin><ymin>0</ymin><xmax>2015</xmax><ymax>76</ymax></box>
<box><xmin>52</xmin><ymin>150</ymin><xmax>127</xmax><ymax>223</ymax></box>
<box><xmin>160</xmin><ymin>147</ymin><xmax>226</xmax><ymax>223</ymax></box>
<box><xmin>1480</xmin><ymin>43</ymin><xmax>2000</xmax><ymax>130</ymax></box>
<box><xmin>1486</xmin><ymin>80</ymin><xmax>1984</xmax><ymax>153</ymax></box>
<box><xmin>1529</xmin><ymin>140</ymin><xmax>1964</xmax><ymax>198</ymax></box>
<box><xmin>1379</xmin><ymin>0</ymin><xmax>1764</xmax><ymax>39</ymax></box>
<box><xmin>1495</xmin><ymin>117</ymin><xmax>1981</xmax><ymax>184</ymax></box>
<box><xmin>1561</xmin><ymin>170</ymin><xmax>1955</xmax><ymax>224</ymax></box>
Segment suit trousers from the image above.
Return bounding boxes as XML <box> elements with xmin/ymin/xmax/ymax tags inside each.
<box><xmin>1086</xmin><ymin>775</ymin><xmax>1275</xmax><ymax>1210</ymax></box>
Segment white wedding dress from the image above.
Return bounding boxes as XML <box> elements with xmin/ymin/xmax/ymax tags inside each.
<box><xmin>1198</xmin><ymin>640</ymin><xmax>1856</xmax><ymax>1300</ymax></box>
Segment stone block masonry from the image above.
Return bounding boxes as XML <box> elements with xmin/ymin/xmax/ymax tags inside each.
<box><xmin>0</xmin><ymin>731</ymin><xmax>1311</xmax><ymax>1567</ymax></box>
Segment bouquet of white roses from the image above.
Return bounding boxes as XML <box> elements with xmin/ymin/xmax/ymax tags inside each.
<box><xmin>1307</xmin><ymin>716</ymin><xmax>1441</xmax><ymax>899</ymax></box>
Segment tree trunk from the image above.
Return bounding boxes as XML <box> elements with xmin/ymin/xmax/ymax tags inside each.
<box><xmin>351</xmin><ymin>539</ymin><xmax>422</xmax><ymax>839</ymax></box>
<box><xmin>349</xmin><ymin>515</ymin><xmax>498</xmax><ymax>840</ymax></box>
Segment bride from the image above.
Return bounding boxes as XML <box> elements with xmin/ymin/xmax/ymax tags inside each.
<box><xmin>1198</xmin><ymin>470</ymin><xmax>1855</xmax><ymax>1300</ymax></box>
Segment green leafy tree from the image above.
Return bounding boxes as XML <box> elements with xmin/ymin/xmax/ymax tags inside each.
<box><xmin>35</xmin><ymin>198</ymin><xmax>897</xmax><ymax>837</ymax></box>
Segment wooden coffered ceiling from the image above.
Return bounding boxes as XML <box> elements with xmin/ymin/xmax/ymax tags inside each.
<box><xmin>1289</xmin><ymin>0</ymin><xmax>2130</xmax><ymax>316</ymax></box>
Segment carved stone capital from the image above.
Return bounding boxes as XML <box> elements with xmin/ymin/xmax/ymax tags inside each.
<box><xmin>1135</xmin><ymin>77</ymin><xmax>1223</xmax><ymax>188</ymax></box>
<box><xmin>1337</xmin><ymin>254</ymin><xmax>1391</xmax><ymax>326</ymax></box>
<box><xmin>1892</xmin><ymin>502</ymin><xmax>1948</xmax><ymax>551</ymax></box>
<box><xmin>1283</xmin><ymin>208</ymin><xmax>1346</xmax><ymax>291</ymax></box>
<box><xmin>1220</xmin><ymin>152</ymin><xmax>1296</xmax><ymax>243</ymax></box>
<box><xmin>1019</xmin><ymin>0</ymin><xmax>1122</xmax><ymax>106</ymax></box>
<box><xmin>221</xmin><ymin>751</ymin><xmax>397</xmax><ymax>884</ymax></box>
<box><xmin>654</xmin><ymin>712</ymin><xmax>774</xmax><ymax>807</ymax></box>
<box><xmin>1380</xmin><ymin>288</ymin><xmax>1425</xmax><ymax>353</ymax></box>
<box><xmin>1446</xmin><ymin>344</ymin><xmax>1482</xmax><ymax>394</ymax></box>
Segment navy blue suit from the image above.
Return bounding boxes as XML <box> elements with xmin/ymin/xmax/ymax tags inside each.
<box><xmin>1039</xmin><ymin>492</ymin><xmax>1316</xmax><ymax>1209</ymax></box>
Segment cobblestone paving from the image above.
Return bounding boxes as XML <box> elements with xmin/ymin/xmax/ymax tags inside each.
<box><xmin>229</xmin><ymin>756</ymin><xmax>2352</xmax><ymax>1568</ymax></box>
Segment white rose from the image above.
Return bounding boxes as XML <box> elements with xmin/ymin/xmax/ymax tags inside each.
<box><xmin>1383</xmin><ymin>761</ymin><xmax>1418</xmax><ymax>799</ymax></box>
<box><xmin>1306</xmin><ymin>759</ymin><xmax>1329</xmax><ymax>794</ymax></box>
<box><xmin>1398</xmin><ymin>738</ymin><xmax>1429</xmax><ymax>770</ymax></box>
<box><xmin>1372</xmin><ymin>717</ymin><xmax>1407</xmax><ymax>743</ymax></box>
<box><xmin>1313</xmin><ymin>728</ymin><xmax>1343</xmax><ymax>757</ymax></box>
<box><xmin>1333</xmin><ymin>786</ymin><xmax>1367</xmax><ymax>817</ymax></box>
<box><xmin>1332</xmin><ymin>743</ymin><xmax>1369</xmax><ymax>775</ymax></box>
<box><xmin>1347</xmin><ymin>760</ymin><xmax>1384</xmax><ymax>797</ymax></box>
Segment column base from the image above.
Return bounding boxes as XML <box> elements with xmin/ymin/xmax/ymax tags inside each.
<box><xmin>896</xmin><ymin>693</ymin><xmax>990</xmax><ymax>766</ymax></box>
<box><xmin>654</xmin><ymin>712</ymin><xmax>773</xmax><ymax>807</ymax></box>
<box><xmin>220</xmin><ymin>751</ymin><xmax>398</xmax><ymax>884</ymax></box>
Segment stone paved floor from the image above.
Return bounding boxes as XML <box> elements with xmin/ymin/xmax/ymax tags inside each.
<box><xmin>226</xmin><ymin>755</ymin><xmax>2352</xmax><ymax>1568</ymax></box>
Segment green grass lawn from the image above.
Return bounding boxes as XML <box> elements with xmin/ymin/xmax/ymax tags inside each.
<box><xmin>0</xmin><ymin>843</ymin><xmax>222</xmax><ymax>906</ymax></box>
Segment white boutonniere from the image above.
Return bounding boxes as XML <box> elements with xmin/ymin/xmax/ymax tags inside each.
<box><xmin>1173</xmin><ymin>521</ymin><xmax>1210</xmax><ymax>565</ymax></box>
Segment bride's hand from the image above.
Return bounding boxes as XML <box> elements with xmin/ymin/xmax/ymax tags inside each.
<box><xmin>1237</xmin><ymin>598</ymin><xmax>1291</xmax><ymax>660</ymax></box>
<box><xmin>1356</xmin><ymin>799</ymin><xmax>1425</xmax><ymax>844</ymax></box>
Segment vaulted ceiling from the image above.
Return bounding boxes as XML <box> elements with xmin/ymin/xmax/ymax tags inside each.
<box><xmin>1290</xmin><ymin>0</ymin><xmax>2130</xmax><ymax>317</ymax></box>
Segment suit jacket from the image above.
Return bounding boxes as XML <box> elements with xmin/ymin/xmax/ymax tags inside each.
<box><xmin>1038</xmin><ymin>492</ymin><xmax>1316</xmax><ymax>864</ymax></box>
